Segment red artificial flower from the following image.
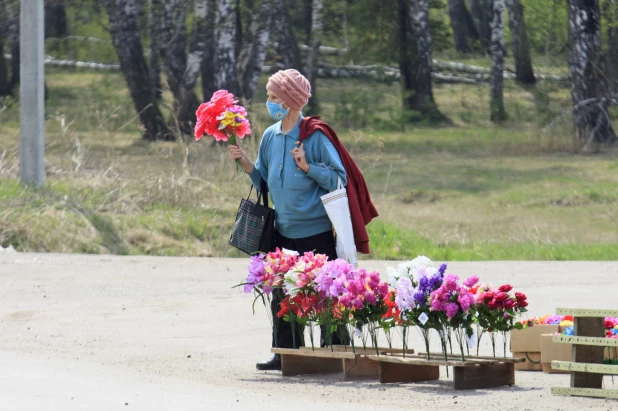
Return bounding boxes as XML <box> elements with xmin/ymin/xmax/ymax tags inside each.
<box><xmin>494</xmin><ymin>292</ymin><xmax>509</xmax><ymax>302</ymax></box>
<box><xmin>488</xmin><ymin>300</ymin><xmax>498</xmax><ymax>309</ymax></box>
<box><xmin>517</xmin><ymin>300</ymin><xmax>528</xmax><ymax>308</ymax></box>
<box><xmin>299</xmin><ymin>294</ymin><xmax>317</xmax><ymax>316</ymax></box>
<box><xmin>483</xmin><ymin>291</ymin><xmax>495</xmax><ymax>303</ymax></box>
<box><xmin>210</xmin><ymin>89</ymin><xmax>237</xmax><ymax>107</ymax></box>
<box><xmin>605</xmin><ymin>319</ymin><xmax>616</xmax><ymax>329</ymax></box>
<box><xmin>504</xmin><ymin>299</ymin><xmax>515</xmax><ymax>309</ymax></box>
<box><xmin>499</xmin><ymin>284</ymin><xmax>513</xmax><ymax>293</ymax></box>
<box><xmin>277</xmin><ymin>295</ymin><xmax>301</xmax><ymax>318</ymax></box>
<box><xmin>607</xmin><ymin>330</ymin><xmax>614</xmax><ymax>337</ymax></box>
<box><xmin>194</xmin><ymin>90</ymin><xmax>243</xmax><ymax>141</ymax></box>
<box><xmin>515</xmin><ymin>292</ymin><xmax>527</xmax><ymax>301</ymax></box>
<box><xmin>564</xmin><ymin>315</ymin><xmax>574</xmax><ymax>322</ymax></box>
<box><xmin>333</xmin><ymin>304</ymin><xmax>343</xmax><ymax>320</ymax></box>
<box><xmin>383</xmin><ymin>291</ymin><xmax>402</xmax><ymax>323</ymax></box>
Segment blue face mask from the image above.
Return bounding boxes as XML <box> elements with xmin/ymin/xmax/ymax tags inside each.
<box><xmin>266</xmin><ymin>101</ymin><xmax>289</xmax><ymax>121</ymax></box>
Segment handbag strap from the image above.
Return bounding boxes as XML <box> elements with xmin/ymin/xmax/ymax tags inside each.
<box><xmin>246</xmin><ymin>179</ymin><xmax>270</xmax><ymax>208</ymax></box>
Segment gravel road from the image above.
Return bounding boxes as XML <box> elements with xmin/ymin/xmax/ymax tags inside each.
<box><xmin>1</xmin><ymin>254</ymin><xmax>616</xmax><ymax>410</ymax></box>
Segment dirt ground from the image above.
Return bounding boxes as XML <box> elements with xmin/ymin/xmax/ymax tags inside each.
<box><xmin>0</xmin><ymin>253</ymin><xmax>617</xmax><ymax>410</ymax></box>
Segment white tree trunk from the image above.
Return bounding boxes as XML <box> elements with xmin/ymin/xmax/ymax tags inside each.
<box><xmin>505</xmin><ymin>0</ymin><xmax>535</xmax><ymax>84</ymax></box>
<box><xmin>568</xmin><ymin>0</ymin><xmax>616</xmax><ymax>148</ymax></box>
<box><xmin>272</xmin><ymin>0</ymin><xmax>302</xmax><ymax>70</ymax></box>
<box><xmin>237</xmin><ymin>0</ymin><xmax>272</xmax><ymax>105</ymax></box>
<box><xmin>305</xmin><ymin>0</ymin><xmax>323</xmax><ymax>114</ymax></box>
<box><xmin>214</xmin><ymin>0</ymin><xmax>237</xmax><ymax>93</ymax></box>
<box><xmin>153</xmin><ymin>0</ymin><xmax>187</xmax><ymax>99</ymax></box>
<box><xmin>147</xmin><ymin>0</ymin><xmax>162</xmax><ymax>101</ymax></box>
<box><xmin>200</xmin><ymin>0</ymin><xmax>218</xmax><ymax>101</ymax></box>
<box><xmin>489</xmin><ymin>0</ymin><xmax>506</xmax><ymax>121</ymax></box>
<box><xmin>103</xmin><ymin>0</ymin><xmax>169</xmax><ymax>140</ymax></box>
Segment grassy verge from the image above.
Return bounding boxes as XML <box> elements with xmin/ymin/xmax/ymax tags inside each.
<box><xmin>1</xmin><ymin>70</ymin><xmax>617</xmax><ymax>259</ymax></box>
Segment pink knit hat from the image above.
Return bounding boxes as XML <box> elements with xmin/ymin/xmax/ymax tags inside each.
<box><xmin>266</xmin><ymin>69</ymin><xmax>312</xmax><ymax>111</ymax></box>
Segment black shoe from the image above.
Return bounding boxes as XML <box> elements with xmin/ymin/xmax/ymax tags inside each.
<box><xmin>256</xmin><ymin>354</ymin><xmax>281</xmax><ymax>371</ymax></box>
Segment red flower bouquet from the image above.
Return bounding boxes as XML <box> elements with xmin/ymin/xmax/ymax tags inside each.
<box><xmin>194</xmin><ymin>90</ymin><xmax>251</xmax><ymax>171</ymax></box>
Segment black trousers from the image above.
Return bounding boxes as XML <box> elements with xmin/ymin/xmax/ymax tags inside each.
<box><xmin>270</xmin><ymin>229</ymin><xmax>350</xmax><ymax>348</ymax></box>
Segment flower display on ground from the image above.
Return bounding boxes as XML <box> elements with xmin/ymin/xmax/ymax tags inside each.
<box><xmin>240</xmin><ymin>253</ymin><xmax>532</xmax><ymax>358</ymax></box>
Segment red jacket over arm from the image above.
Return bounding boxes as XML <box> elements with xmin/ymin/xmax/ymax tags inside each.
<box><xmin>299</xmin><ymin>116</ymin><xmax>379</xmax><ymax>254</ymax></box>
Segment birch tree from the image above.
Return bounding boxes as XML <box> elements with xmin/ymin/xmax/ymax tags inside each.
<box><xmin>177</xmin><ymin>0</ymin><xmax>210</xmax><ymax>123</ymax></box>
<box><xmin>213</xmin><ymin>0</ymin><xmax>238</xmax><ymax>93</ymax></box>
<box><xmin>147</xmin><ymin>0</ymin><xmax>162</xmax><ymax>101</ymax></box>
<box><xmin>448</xmin><ymin>0</ymin><xmax>480</xmax><ymax>53</ymax></box>
<box><xmin>272</xmin><ymin>0</ymin><xmax>303</xmax><ymax>70</ymax></box>
<box><xmin>8</xmin><ymin>0</ymin><xmax>19</xmax><ymax>90</ymax></box>
<box><xmin>606</xmin><ymin>0</ymin><xmax>618</xmax><ymax>93</ymax></box>
<box><xmin>103</xmin><ymin>0</ymin><xmax>169</xmax><ymax>140</ymax></box>
<box><xmin>489</xmin><ymin>0</ymin><xmax>506</xmax><ymax>122</ymax></box>
<box><xmin>305</xmin><ymin>0</ymin><xmax>323</xmax><ymax>115</ymax></box>
<box><xmin>568</xmin><ymin>0</ymin><xmax>617</xmax><ymax>149</ymax></box>
<box><xmin>471</xmin><ymin>0</ymin><xmax>492</xmax><ymax>52</ymax></box>
<box><xmin>398</xmin><ymin>0</ymin><xmax>447</xmax><ymax>123</ymax></box>
<box><xmin>237</xmin><ymin>0</ymin><xmax>272</xmax><ymax>106</ymax></box>
<box><xmin>200</xmin><ymin>0</ymin><xmax>218</xmax><ymax>104</ymax></box>
<box><xmin>153</xmin><ymin>0</ymin><xmax>188</xmax><ymax>100</ymax></box>
<box><xmin>505</xmin><ymin>0</ymin><xmax>535</xmax><ymax>85</ymax></box>
<box><xmin>44</xmin><ymin>0</ymin><xmax>68</xmax><ymax>39</ymax></box>
<box><xmin>0</xmin><ymin>0</ymin><xmax>9</xmax><ymax>96</ymax></box>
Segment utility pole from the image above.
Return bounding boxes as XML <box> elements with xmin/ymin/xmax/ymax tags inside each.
<box><xmin>19</xmin><ymin>0</ymin><xmax>45</xmax><ymax>187</ymax></box>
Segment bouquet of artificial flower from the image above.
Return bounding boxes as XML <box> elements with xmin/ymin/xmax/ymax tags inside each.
<box><xmin>194</xmin><ymin>90</ymin><xmax>251</xmax><ymax>171</ymax></box>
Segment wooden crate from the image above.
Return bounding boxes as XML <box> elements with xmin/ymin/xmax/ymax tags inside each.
<box><xmin>271</xmin><ymin>346</ymin><xmax>415</xmax><ymax>380</ymax></box>
<box><xmin>550</xmin><ymin>308</ymin><xmax>618</xmax><ymax>400</ymax></box>
<box><xmin>366</xmin><ymin>352</ymin><xmax>524</xmax><ymax>389</ymax></box>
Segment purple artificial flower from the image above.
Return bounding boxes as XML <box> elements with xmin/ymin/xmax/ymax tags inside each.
<box><xmin>364</xmin><ymin>291</ymin><xmax>377</xmax><ymax>305</ymax></box>
<box><xmin>348</xmin><ymin>279</ymin><xmax>364</xmax><ymax>295</ymax></box>
<box><xmin>463</xmin><ymin>275</ymin><xmax>479</xmax><ymax>288</ymax></box>
<box><xmin>443</xmin><ymin>274</ymin><xmax>459</xmax><ymax>292</ymax></box>
<box><xmin>418</xmin><ymin>276</ymin><xmax>429</xmax><ymax>290</ymax></box>
<box><xmin>395</xmin><ymin>277</ymin><xmax>415</xmax><ymax>311</ymax></box>
<box><xmin>378</xmin><ymin>282</ymin><xmax>389</xmax><ymax>299</ymax></box>
<box><xmin>446</xmin><ymin>303</ymin><xmax>459</xmax><ymax>319</ymax></box>
<box><xmin>428</xmin><ymin>274</ymin><xmax>443</xmax><ymax>291</ymax></box>
<box><xmin>413</xmin><ymin>291</ymin><xmax>426</xmax><ymax>306</ymax></box>
<box><xmin>367</xmin><ymin>271</ymin><xmax>380</xmax><ymax>289</ymax></box>
<box><xmin>339</xmin><ymin>294</ymin><xmax>353</xmax><ymax>308</ymax></box>
<box><xmin>329</xmin><ymin>277</ymin><xmax>346</xmax><ymax>297</ymax></box>
<box><xmin>438</xmin><ymin>264</ymin><xmax>447</xmax><ymax>277</ymax></box>
<box><xmin>244</xmin><ymin>254</ymin><xmax>266</xmax><ymax>293</ymax></box>
<box><xmin>352</xmin><ymin>296</ymin><xmax>364</xmax><ymax>310</ymax></box>
<box><xmin>458</xmin><ymin>292</ymin><xmax>474</xmax><ymax>312</ymax></box>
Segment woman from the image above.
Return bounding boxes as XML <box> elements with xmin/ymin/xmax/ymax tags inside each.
<box><xmin>229</xmin><ymin>69</ymin><xmax>348</xmax><ymax>371</ymax></box>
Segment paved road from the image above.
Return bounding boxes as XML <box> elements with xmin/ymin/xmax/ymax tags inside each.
<box><xmin>0</xmin><ymin>254</ymin><xmax>616</xmax><ymax>410</ymax></box>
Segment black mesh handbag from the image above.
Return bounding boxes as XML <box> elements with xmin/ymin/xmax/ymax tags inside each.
<box><xmin>229</xmin><ymin>180</ymin><xmax>275</xmax><ymax>254</ymax></box>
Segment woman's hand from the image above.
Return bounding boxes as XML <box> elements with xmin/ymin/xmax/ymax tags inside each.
<box><xmin>291</xmin><ymin>142</ymin><xmax>310</xmax><ymax>173</ymax></box>
<box><xmin>228</xmin><ymin>144</ymin><xmax>254</xmax><ymax>174</ymax></box>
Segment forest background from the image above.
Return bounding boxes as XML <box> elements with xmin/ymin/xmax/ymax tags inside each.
<box><xmin>0</xmin><ymin>0</ymin><xmax>617</xmax><ymax>260</ymax></box>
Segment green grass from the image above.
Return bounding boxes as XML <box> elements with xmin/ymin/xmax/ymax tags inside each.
<box><xmin>1</xmin><ymin>69</ymin><xmax>617</xmax><ymax>260</ymax></box>
<box><xmin>368</xmin><ymin>221</ymin><xmax>618</xmax><ymax>260</ymax></box>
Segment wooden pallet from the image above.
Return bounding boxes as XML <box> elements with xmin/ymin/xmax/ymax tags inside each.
<box><xmin>550</xmin><ymin>307</ymin><xmax>618</xmax><ymax>399</ymax></box>
<box><xmin>366</xmin><ymin>352</ymin><xmax>524</xmax><ymax>389</ymax></box>
<box><xmin>271</xmin><ymin>346</ymin><xmax>415</xmax><ymax>380</ymax></box>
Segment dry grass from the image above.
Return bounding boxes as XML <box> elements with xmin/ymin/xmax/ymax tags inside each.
<box><xmin>0</xmin><ymin>70</ymin><xmax>617</xmax><ymax>259</ymax></box>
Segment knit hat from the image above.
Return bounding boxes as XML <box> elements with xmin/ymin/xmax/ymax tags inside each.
<box><xmin>266</xmin><ymin>69</ymin><xmax>312</xmax><ymax>111</ymax></box>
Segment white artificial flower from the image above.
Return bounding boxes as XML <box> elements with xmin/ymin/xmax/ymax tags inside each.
<box><xmin>282</xmin><ymin>248</ymin><xmax>300</xmax><ymax>257</ymax></box>
<box><xmin>354</xmin><ymin>328</ymin><xmax>363</xmax><ymax>338</ymax></box>
<box><xmin>284</xmin><ymin>271</ymin><xmax>300</xmax><ymax>297</ymax></box>
<box><xmin>398</xmin><ymin>261</ymin><xmax>412</xmax><ymax>278</ymax></box>
<box><xmin>386</xmin><ymin>266</ymin><xmax>399</xmax><ymax>288</ymax></box>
